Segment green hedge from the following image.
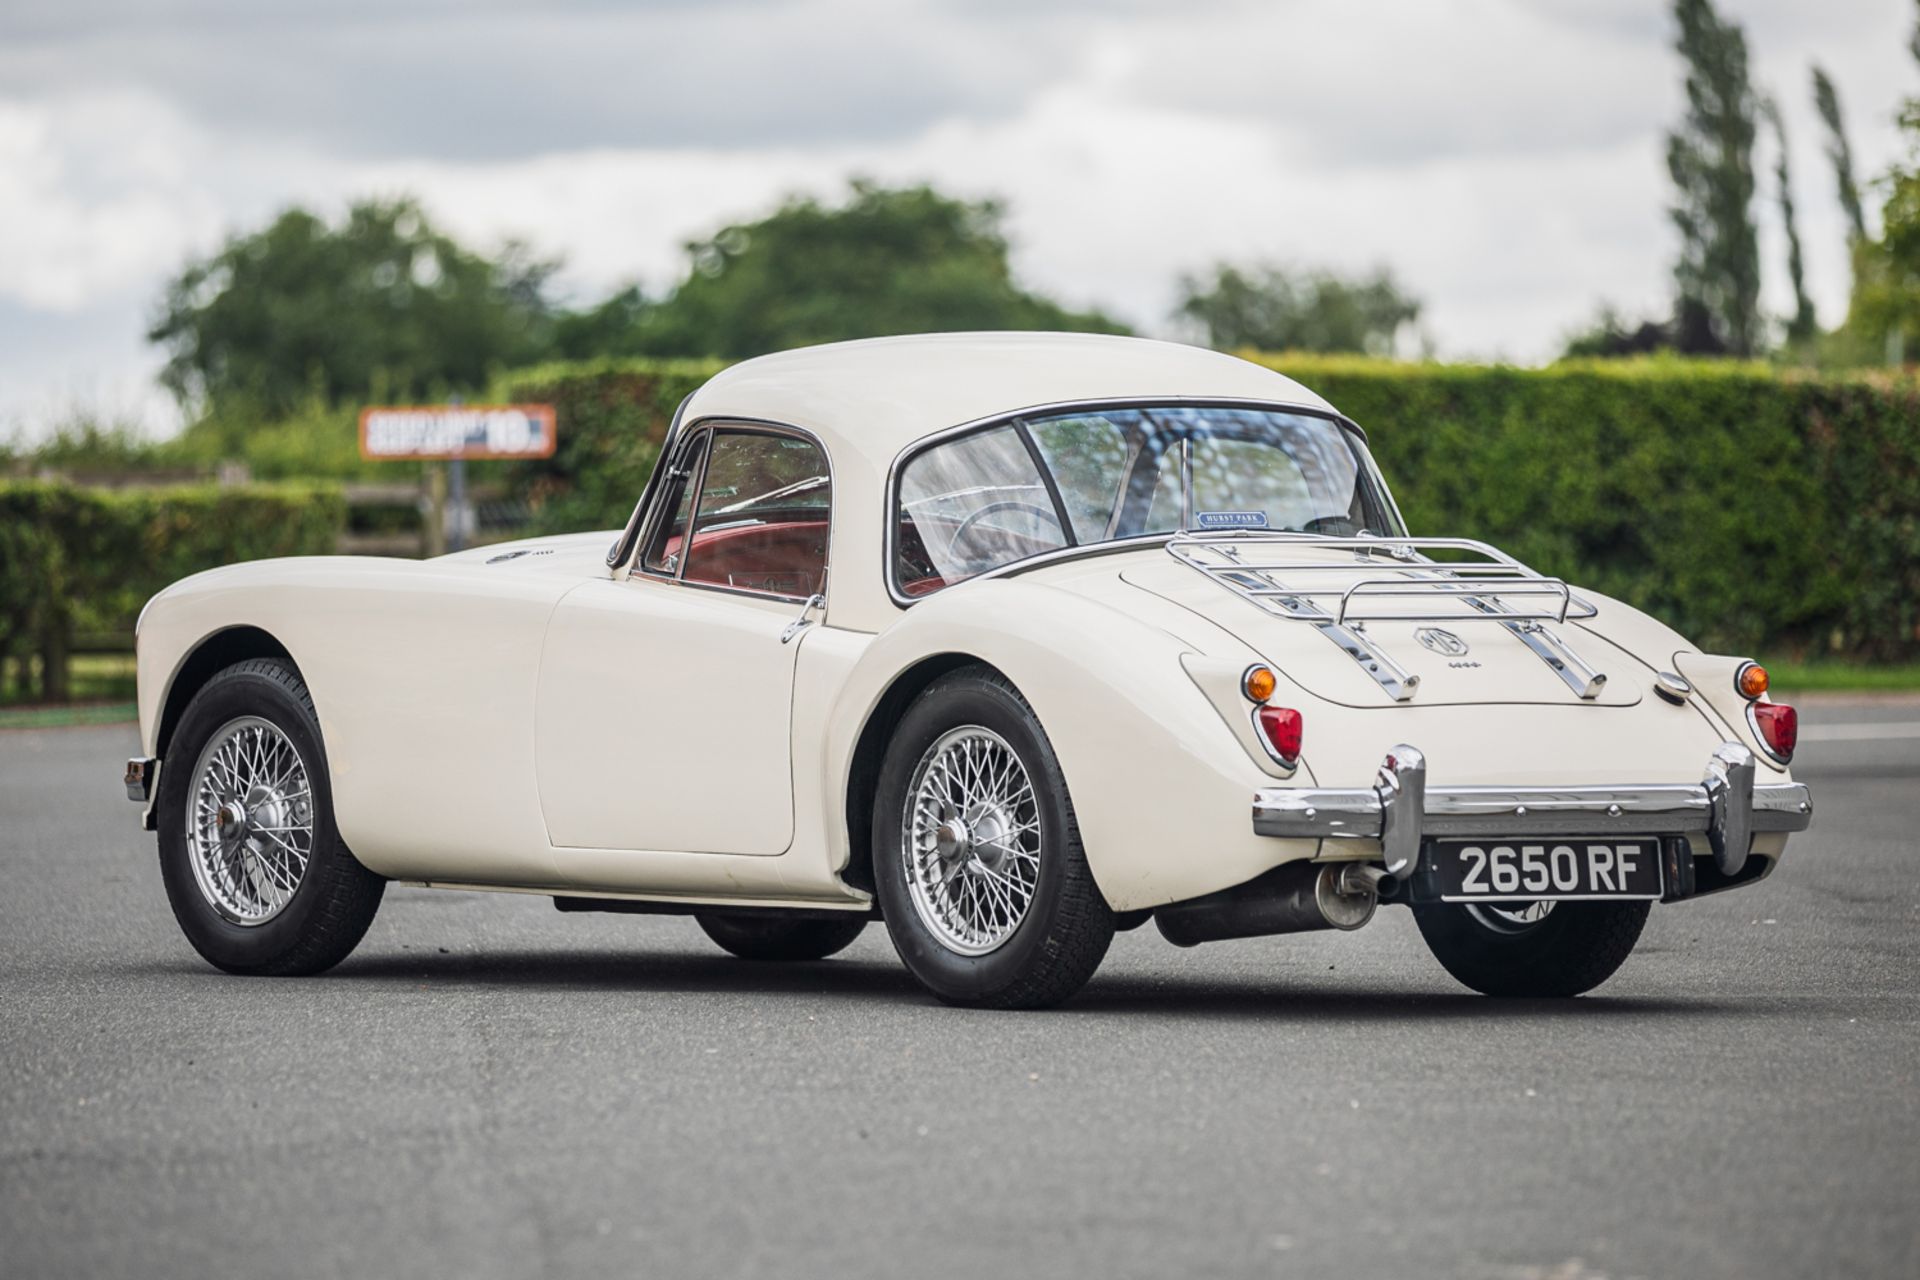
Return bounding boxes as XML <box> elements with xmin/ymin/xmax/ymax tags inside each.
<box><xmin>488</xmin><ymin>352</ymin><xmax>1920</xmax><ymax>661</ymax></box>
<box><xmin>1249</xmin><ymin>355</ymin><xmax>1920</xmax><ymax>660</ymax></box>
<box><xmin>492</xmin><ymin>357</ymin><xmax>722</xmax><ymax>536</ymax></box>
<box><xmin>0</xmin><ymin>482</ymin><xmax>344</xmax><ymax>701</ymax></box>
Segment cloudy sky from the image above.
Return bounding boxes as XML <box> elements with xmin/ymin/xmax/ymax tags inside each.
<box><xmin>1</xmin><ymin>0</ymin><xmax>1913</xmax><ymax>438</ymax></box>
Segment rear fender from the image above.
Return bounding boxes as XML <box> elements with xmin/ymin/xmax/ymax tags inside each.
<box><xmin>830</xmin><ymin>578</ymin><xmax>1312</xmax><ymax>912</ymax></box>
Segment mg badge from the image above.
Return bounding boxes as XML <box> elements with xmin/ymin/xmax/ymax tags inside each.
<box><xmin>1416</xmin><ymin>627</ymin><xmax>1470</xmax><ymax>657</ymax></box>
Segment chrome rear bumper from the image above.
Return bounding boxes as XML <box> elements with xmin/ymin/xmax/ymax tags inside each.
<box><xmin>1252</xmin><ymin>742</ymin><xmax>1811</xmax><ymax>878</ymax></box>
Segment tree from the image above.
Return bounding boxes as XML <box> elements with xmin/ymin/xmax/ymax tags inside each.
<box><xmin>1843</xmin><ymin>0</ymin><xmax>1920</xmax><ymax>363</ymax></box>
<box><xmin>1560</xmin><ymin>301</ymin><xmax>1726</xmax><ymax>359</ymax></box>
<box><xmin>1812</xmin><ymin>66</ymin><xmax>1868</xmax><ymax>243</ymax></box>
<box><xmin>553</xmin><ymin>285</ymin><xmax>653</xmax><ymax>361</ymax></box>
<box><xmin>1174</xmin><ymin>263</ymin><xmax>1421</xmax><ymax>356</ymax></box>
<box><xmin>1762</xmin><ymin>98</ymin><xmax>1818</xmax><ymax>345</ymax></box>
<box><xmin>580</xmin><ymin>181</ymin><xmax>1127</xmax><ymax>359</ymax></box>
<box><xmin>150</xmin><ymin>199</ymin><xmax>557</xmax><ymax>415</ymax></box>
<box><xmin>1665</xmin><ymin>0</ymin><xmax>1762</xmax><ymax>356</ymax></box>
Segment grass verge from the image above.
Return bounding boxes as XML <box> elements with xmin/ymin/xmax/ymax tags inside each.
<box><xmin>2</xmin><ymin>653</ymin><xmax>136</xmax><ymax>708</ymax></box>
<box><xmin>1765</xmin><ymin>659</ymin><xmax>1920</xmax><ymax>694</ymax></box>
<box><xmin>0</xmin><ymin>701</ymin><xmax>137</xmax><ymax>729</ymax></box>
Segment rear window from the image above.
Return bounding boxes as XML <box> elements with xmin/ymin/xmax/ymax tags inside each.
<box><xmin>891</xmin><ymin>405</ymin><xmax>1399</xmax><ymax>599</ymax></box>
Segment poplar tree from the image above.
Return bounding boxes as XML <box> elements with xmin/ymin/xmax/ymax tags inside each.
<box><xmin>1665</xmin><ymin>0</ymin><xmax>1763</xmax><ymax>355</ymax></box>
<box><xmin>1763</xmin><ymin>98</ymin><xmax>1817</xmax><ymax>344</ymax></box>
<box><xmin>1812</xmin><ymin>66</ymin><xmax>1868</xmax><ymax>242</ymax></box>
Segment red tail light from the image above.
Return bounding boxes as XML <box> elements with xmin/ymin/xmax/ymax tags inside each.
<box><xmin>1255</xmin><ymin>705</ymin><xmax>1304</xmax><ymax>766</ymax></box>
<box><xmin>1751</xmin><ymin>701</ymin><xmax>1798</xmax><ymax>762</ymax></box>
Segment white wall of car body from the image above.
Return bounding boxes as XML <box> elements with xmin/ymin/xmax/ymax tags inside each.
<box><xmin>134</xmin><ymin>334</ymin><xmax>1796</xmax><ymax>917</ymax></box>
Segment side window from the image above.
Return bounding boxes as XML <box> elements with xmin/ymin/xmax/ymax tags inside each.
<box><xmin>641</xmin><ymin>434</ymin><xmax>707</xmax><ymax>575</ymax></box>
<box><xmin>680</xmin><ymin>430</ymin><xmax>831</xmax><ymax>599</ymax></box>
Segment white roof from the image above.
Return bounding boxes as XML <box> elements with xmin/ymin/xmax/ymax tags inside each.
<box><xmin>673</xmin><ymin>333</ymin><xmax>1341</xmax><ymax>631</ymax></box>
<box><xmin>679</xmin><ymin>332</ymin><xmax>1335</xmax><ymax>463</ymax></box>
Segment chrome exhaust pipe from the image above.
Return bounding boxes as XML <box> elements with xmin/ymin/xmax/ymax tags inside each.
<box><xmin>1335</xmin><ymin>863</ymin><xmax>1391</xmax><ymax>897</ymax></box>
<box><xmin>1156</xmin><ymin>862</ymin><xmax>1381</xmax><ymax>947</ymax></box>
<box><xmin>1315</xmin><ymin>863</ymin><xmax>1380</xmax><ymax>931</ymax></box>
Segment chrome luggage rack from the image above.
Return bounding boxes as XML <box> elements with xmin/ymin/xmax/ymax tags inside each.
<box><xmin>1166</xmin><ymin>530</ymin><xmax>1607</xmax><ymax>702</ymax></box>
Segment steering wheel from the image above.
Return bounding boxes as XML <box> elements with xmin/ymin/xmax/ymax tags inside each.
<box><xmin>945</xmin><ymin>501</ymin><xmax>1063</xmax><ymax>560</ymax></box>
<box><xmin>1301</xmin><ymin>514</ymin><xmax>1359</xmax><ymax>536</ymax></box>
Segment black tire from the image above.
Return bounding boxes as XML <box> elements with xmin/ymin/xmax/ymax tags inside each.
<box><xmin>872</xmin><ymin>667</ymin><xmax>1114</xmax><ymax>1009</ymax></box>
<box><xmin>1412</xmin><ymin>899</ymin><xmax>1650</xmax><ymax>997</ymax></box>
<box><xmin>156</xmin><ymin>658</ymin><xmax>384</xmax><ymax>976</ymax></box>
<box><xmin>695</xmin><ymin>913</ymin><xmax>868</xmax><ymax>961</ymax></box>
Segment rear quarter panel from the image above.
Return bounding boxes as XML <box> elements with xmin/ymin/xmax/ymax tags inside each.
<box><xmin>825</xmin><ymin>569</ymin><xmax>1774</xmax><ymax>913</ymax></box>
<box><xmin>828</xmin><ymin>577</ymin><xmax>1315</xmax><ymax>912</ymax></box>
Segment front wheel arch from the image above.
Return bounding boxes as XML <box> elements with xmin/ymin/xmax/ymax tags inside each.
<box><xmin>155</xmin><ymin>625</ymin><xmax>297</xmax><ymax>760</ymax></box>
<box><xmin>157</xmin><ymin>656</ymin><xmax>384</xmax><ymax>975</ymax></box>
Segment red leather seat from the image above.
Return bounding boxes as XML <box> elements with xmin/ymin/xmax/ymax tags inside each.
<box><xmin>681</xmin><ymin>520</ymin><xmax>828</xmax><ymax>597</ymax></box>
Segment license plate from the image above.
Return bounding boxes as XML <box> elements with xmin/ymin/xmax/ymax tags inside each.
<box><xmin>1431</xmin><ymin>839</ymin><xmax>1662</xmax><ymax>903</ymax></box>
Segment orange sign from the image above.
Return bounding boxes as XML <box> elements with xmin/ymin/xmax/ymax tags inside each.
<box><xmin>359</xmin><ymin>404</ymin><xmax>557</xmax><ymax>461</ymax></box>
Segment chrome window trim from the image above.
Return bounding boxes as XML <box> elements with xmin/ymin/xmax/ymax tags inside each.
<box><xmin>627</xmin><ymin>416</ymin><xmax>836</xmax><ymax>608</ymax></box>
<box><xmin>607</xmin><ymin>394</ymin><xmax>693</xmax><ymax>570</ymax></box>
<box><xmin>1009</xmin><ymin>417</ymin><xmax>1078</xmax><ymax>548</ymax></box>
<box><xmin>882</xmin><ymin>396</ymin><xmax>1391</xmax><ymax>609</ymax></box>
<box><xmin>975</xmin><ymin>533</ymin><xmax>1181</xmax><ymax>580</ymax></box>
<box><xmin>633</xmin><ymin>427</ymin><xmax>711</xmax><ymax>581</ymax></box>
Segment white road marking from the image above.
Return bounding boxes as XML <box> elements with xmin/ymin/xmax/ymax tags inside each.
<box><xmin>1800</xmin><ymin>721</ymin><xmax>1920</xmax><ymax>742</ymax></box>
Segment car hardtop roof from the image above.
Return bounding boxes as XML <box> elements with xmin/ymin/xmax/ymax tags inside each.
<box><xmin>677</xmin><ymin>332</ymin><xmax>1339</xmax><ymax>463</ymax></box>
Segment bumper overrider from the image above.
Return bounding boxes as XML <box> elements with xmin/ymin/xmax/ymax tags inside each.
<box><xmin>1252</xmin><ymin>742</ymin><xmax>1811</xmax><ymax>885</ymax></box>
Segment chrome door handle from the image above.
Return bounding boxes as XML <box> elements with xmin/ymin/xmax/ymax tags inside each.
<box><xmin>781</xmin><ymin>593</ymin><xmax>826</xmax><ymax>644</ymax></box>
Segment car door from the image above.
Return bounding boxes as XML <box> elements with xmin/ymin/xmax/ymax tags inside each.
<box><xmin>534</xmin><ymin>423</ymin><xmax>832</xmax><ymax>856</ymax></box>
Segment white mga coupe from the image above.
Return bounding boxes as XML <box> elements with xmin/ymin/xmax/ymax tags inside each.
<box><xmin>125</xmin><ymin>333</ymin><xmax>1812</xmax><ymax>1007</ymax></box>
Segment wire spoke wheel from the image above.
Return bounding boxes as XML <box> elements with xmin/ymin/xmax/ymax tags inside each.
<box><xmin>903</xmin><ymin>725</ymin><xmax>1042</xmax><ymax>956</ymax></box>
<box><xmin>1464</xmin><ymin>900</ymin><xmax>1557</xmax><ymax>935</ymax></box>
<box><xmin>185</xmin><ymin>715</ymin><xmax>315</xmax><ymax>926</ymax></box>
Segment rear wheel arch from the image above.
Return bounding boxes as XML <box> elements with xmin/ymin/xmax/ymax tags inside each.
<box><xmin>156</xmin><ymin>626</ymin><xmax>298</xmax><ymax>761</ymax></box>
<box><xmin>868</xmin><ymin>661</ymin><xmax>1115</xmax><ymax>1007</ymax></box>
<box><xmin>842</xmin><ymin>652</ymin><xmax>1012</xmax><ymax>896</ymax></box>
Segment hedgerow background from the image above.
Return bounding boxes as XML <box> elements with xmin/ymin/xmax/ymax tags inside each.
<box><xmin>492</xmin><ymin>354</ymin><xmax>1920</xmax><ymax>661</ymax></box>
<box><xmin>0</xmin><ymin>483</ymin><xmax>343</xmax><ymax>701</ymax></box>
<box><xmin>1249</xmin><ymin>356</ymin><xmax>1920</xmax><ymax>661</ymax></box>
<box><xmin>5</xmin><ymin>353</ymin><xmax>1918</xmax><ymax>703</ymax></box>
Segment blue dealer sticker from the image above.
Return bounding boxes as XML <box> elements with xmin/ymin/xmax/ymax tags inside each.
<box><xmin>1194</xmin><ymin>510</ymin><xmax>1269</xmax><ymax>529</ymax></box>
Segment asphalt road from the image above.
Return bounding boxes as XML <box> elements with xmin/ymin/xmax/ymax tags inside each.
<box><xmin>3</xmin><ymin>706</ymin><xmax>1917</xmax><ymax>1280</ymax></box>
